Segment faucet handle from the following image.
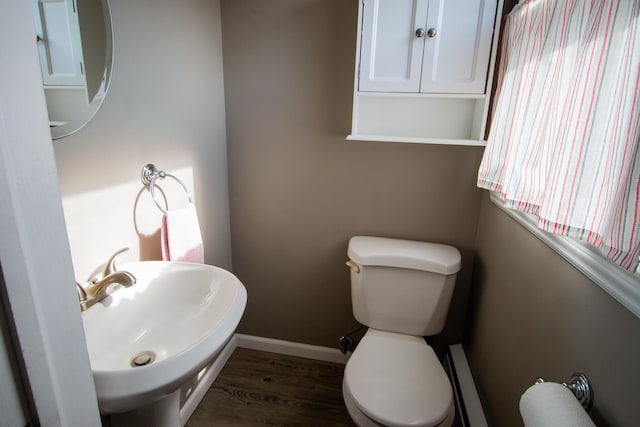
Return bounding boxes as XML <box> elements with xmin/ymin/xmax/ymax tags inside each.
<box><xmin>101</xmin><ymin>247</ymin><xmax>130</xmax><ymax>277</ymax></box>
<box><xmin>76</xmin><ymin>282</ymin><xmax>87</xmax><ymax>303</ymax></box>
<box><xmin>87</xmin><ymin>247</ymin><xmax>130</xmax><ymax>283</ymax></box>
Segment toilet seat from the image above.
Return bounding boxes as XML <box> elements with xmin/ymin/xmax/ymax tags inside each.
<box><xmin>343</xmin><ymin>329</ymin><xmax>454</xmax><ymax>427</ymax></box>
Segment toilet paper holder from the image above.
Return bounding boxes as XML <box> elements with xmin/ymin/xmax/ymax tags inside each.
<box><xmin>535</xmin><ymin>372</ymin><xmax>593</xmax><ymax>411</ymax></box>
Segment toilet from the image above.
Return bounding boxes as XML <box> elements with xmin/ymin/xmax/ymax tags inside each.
<box><xmin>342</xmin><ymin>236</ymin><xmax>462</xmax><ymax>427</ymax></box>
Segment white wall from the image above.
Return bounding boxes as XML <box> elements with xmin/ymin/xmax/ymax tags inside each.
<box><xmin>53</xmin><ymin>0</ymin><xmax>231</xmax><ymax>280</ymax></box>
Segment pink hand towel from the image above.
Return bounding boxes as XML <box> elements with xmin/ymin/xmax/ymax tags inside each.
<box><xmin>161</xmin><ymin>202</ymin><xmax>204</xmax><ymax>263</ymax></box>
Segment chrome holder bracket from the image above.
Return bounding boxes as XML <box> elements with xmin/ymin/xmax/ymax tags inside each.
<box><xmin>535</xmin><ymin>371</ymin><xmax>593</xmax><ymax>412</ymax></box>
<box><xmin>564</xmin><ymin>372</ymin><xmax>593</xmax><ymax>412</ymax></box>
<box><xmin>141</xmin><ymin>163</ymin><xmax>160</xmax><ymax>186</ymax></box>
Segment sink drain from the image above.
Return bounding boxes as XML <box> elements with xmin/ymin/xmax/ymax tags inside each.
<box><xmin>130</xmin><ymin>351</ymin><xmax>156</xmax><ymax>367</ymax></box>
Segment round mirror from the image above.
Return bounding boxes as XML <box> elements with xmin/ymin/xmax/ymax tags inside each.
<box><xmin>31</xmin><ymin>0</ymin><xmax>113</xmax><ymax>139</ymax></box>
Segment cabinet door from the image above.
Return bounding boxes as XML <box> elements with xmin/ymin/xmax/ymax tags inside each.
<box><xmin>32</xmin><ymin>0</ymin><xmax>85</xmax><ymax>86</ymax></box>
<box><xmin>358</xmin><ymin>0</ymin><xmax>428</xmax><ymax>93</ymax></box>
<box><xmin>420</xmin><ymin>0</ymin><xmax>497</xmax><ymax>94</ymax></box>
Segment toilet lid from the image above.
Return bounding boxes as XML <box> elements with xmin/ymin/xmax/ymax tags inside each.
<box><xmin>344</xmin><ymin>329</ymin><xmax>453</xmax><ymax>427</ymax></box>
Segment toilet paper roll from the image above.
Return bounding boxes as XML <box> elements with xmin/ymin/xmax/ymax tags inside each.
<box><xmin>519</xmin><ymin>382</ymin><xmax>596</xmax><ymax>427</ymax></box>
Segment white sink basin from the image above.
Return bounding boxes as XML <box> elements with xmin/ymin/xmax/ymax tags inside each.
<box><xmin>81</xmin><ymin>261</ymin><xmax>247</xmax><ymax>417</ymax></box>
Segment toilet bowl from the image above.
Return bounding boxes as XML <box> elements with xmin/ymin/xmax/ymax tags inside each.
<box><xmin>343</xmin><ymin>236</ymin><xmax>461</xmax><ymax>427</ymax></box>
<box><xmin>343</xmin><ymin>329</ymin><xmax>455</xmax><ymax>427</ymax></box>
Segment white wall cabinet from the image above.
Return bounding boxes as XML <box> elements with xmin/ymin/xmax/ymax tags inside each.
<box><xmin>350</xmin><ymin>0</ymin><xmax>503</xmax><ymax>145</ymax></box>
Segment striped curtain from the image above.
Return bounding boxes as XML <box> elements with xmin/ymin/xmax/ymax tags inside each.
<box><xmin>478</xmin><ymin>0</ymin><xmax>640</xmax><ymax>271</ymax></box>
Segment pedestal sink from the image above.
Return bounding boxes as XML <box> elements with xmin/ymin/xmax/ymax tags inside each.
<box><xmin>81</xmin><ymin>261</ymin><xmax>247</xmax><ymax>426</ymax></box>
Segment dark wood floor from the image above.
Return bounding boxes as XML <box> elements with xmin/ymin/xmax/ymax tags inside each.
<box><xmin>186</xmin><ymin>348</ymin><xmax>356</xmax><ymax>426</ymax></box>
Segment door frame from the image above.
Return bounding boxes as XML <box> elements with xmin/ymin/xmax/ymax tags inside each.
<box><xmin>0</xmin><ymin>0</ymin><xmax>100</xmax><ymax>424</ymax></box>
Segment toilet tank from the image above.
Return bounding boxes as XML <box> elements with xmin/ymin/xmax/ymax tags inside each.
<box><xmin>347</xmin><ymin>236</ymin><xmax>461</xmax><ymax>336</ymax></box>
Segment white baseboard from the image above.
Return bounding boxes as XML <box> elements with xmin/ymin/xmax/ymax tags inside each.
<box><xmin>235</xmin><ymin>334</ymin><xmax>350</xmax><ymax>364</ymax></box>
<box><xmin>179</xmin><ymin>334</ymin><xmax>348</xmax><ymax>425</ymax></box>
<box><xmin>449</xmin><ymin>344</ymin><xmax>488</xmax><ymax>427</ymax></box>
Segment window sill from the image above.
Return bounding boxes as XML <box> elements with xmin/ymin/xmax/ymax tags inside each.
<box><xmin>490</xmin><ymin>192</ymin><xmax>640</xmax><ymax>319</ymax></box>
<box><xmin>347</xmin><ymin>134</ymin><xmax>487</xmax><ymax>147</ymax></box>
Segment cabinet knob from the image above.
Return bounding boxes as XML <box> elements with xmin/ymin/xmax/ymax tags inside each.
<box><xmin>415</xmin><ymin>28</ymin><xmax>425</xmax><ymax>38</ymax></box>
<box><xmin>427</xmin><ymin>28</ymin><xmax>437</xmax><ymax>38</ymax></box>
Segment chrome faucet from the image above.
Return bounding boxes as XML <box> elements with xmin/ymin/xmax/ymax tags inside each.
<box><xmin>77</xmin><ymin>248</ymin><xmax>137</xmax><ymax>311</ymax></box>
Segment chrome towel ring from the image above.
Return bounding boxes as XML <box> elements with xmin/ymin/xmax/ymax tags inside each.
<box><xmin>141</xmin><ymin>164</ymin><xmax>193</xmax><ymax>215</ymax></box>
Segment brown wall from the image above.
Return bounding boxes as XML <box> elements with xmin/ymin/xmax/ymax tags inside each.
<box><xmin>466</xmin><ymin>194</ymin><xmax>640</xmax><ymax>427</ymax></box>
<box><xmin>221</xmin><ymin>0</ymin><xmax>485</xmax><ymax>348</ymax></box>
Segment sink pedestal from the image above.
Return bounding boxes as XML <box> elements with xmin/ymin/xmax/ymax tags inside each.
<box><xmin>109</xmin><ymin>391</ymin><xmax>181</xmax><ymax>427</ymax></box>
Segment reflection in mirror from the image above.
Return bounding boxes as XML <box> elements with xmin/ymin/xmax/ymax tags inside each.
<box><xmin>31</xmin><ymin>0</ymin><xmax>113</xmax><ymax>139</ymax></box>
